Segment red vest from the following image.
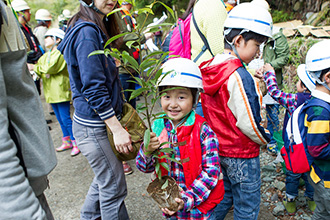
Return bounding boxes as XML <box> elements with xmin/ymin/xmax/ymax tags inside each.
<box><xmin>158</xmin><ymin>114</ymin><xmax>224</xmax><ymax>214</ymax></box>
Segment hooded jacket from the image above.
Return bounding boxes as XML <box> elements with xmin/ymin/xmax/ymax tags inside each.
<box><xmin>58</xmin><ymin>20</ymin><xmax>123</xmax><ymax>127</ymax></box>
<box><xmin>34</xmin><ymin>49</ymin><xmax>71</xmax><ymax>103</ymax></box>
<box><xmin>201</xmin><ymin>54</ymin><xmax>270</xmax><ymax>158</ymax></box>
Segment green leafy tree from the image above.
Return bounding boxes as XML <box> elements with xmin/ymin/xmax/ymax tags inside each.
<box><xmin>90</xmin><ymin>0</ymin><xmax>180</xmax><ymax>181</ymax></box>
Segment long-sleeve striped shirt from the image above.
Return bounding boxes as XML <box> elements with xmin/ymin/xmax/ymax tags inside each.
<box><xmin>264</xmin><ymin>70</ymin><xmax>297</xmax><ymax>115</ymax></box>
<box><xmin>305</xmin><ymin>90</ymin><xmax>330</xmax><ymax>188</ymax></box>
<box><xmin>264</xmin><ymin>70</ymin><xmax>312</xmax><ymax>132</ymax></box>
<box><xmin>136</xmin><ymin>118</ymin><xmax>220</xmax><ymax>219</ymax></box>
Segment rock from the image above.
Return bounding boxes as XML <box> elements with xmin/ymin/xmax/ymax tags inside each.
<box><xmin>271</xmin><ymin>193</ymin><xmax>279</xmax><ymax>202</ymax></box>
<box><xmin>305</xmin><ymin>13</ymin><xmax>318</xmax><ymax>25</ymax></box>
<box><xmin>321</xmin><ymin>1</ymin><xmax>330</xmax><ymax>11</ymax></box>
<box><xmin>262</xmin><ymin>165</ymin><xmax>276</xmax><ymax>172</ymax></box>
<box><xmin>306</xmin><ymin>12</ymin><xmax>314</xmax><ymax>20</ymax></box>
<box><xmin>263</xmin><ymin>177</ymin><xmax>273</xmax><ymax>182</ymax></box>
<box><xmin>272</xmin><ymin>203</ymin><xmax>285</xmax><ymax>216</ymax></box>
<box><xmin>293</xmin><ymin>2</ymin><xmax>301</xmax><ymax>11</ymax></box>
<box><xmin>274</xmin><ymin>180</ymin><xmax>286</xmax><ymax>191</ymax></box>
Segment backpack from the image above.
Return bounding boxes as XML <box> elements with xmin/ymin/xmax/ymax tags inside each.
<box><xmin>161</xmin><ymin>9</ymin><xmax>214</xmax><ymax>63</ymax></box>
<box><xmin>281</xmin><ymin>98</ymin><xmax>330</xmax><ymax>173</ymax></box>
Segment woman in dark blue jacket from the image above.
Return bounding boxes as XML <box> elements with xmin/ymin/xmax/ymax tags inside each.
<box><xmin>58</xmin><ymin>0</ymin><xmax>132</xmax><ymax>219</ymax></box>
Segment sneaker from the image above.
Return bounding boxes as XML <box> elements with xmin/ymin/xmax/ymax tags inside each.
<box><xmin>123</xmin><ymin>162</ymin><xmax>133</xmax><ymax>175</ymax></box>
<box><xmin>267</xmin><ymin>143</ymin><xmax>278</xmax><ymax>155</ymax></box>
<box><xmin>283</xmin><ymin>196</ymin><xmax>296</xmax><ymax>215</ymax></box>
<box><xmin>306</xmin><ymin>197</ymin><xmax>316</xmax><ymax>212</ymax></box>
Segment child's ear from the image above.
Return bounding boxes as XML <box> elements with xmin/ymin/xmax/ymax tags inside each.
<box><xmin>323</xmin><ymin>71</ymin><xmax>330</xmax><ymax>84</ymax></box>
<box><xmin>233</xmin><ymin>35</ymin><xmax>244</xmax><ymax>48</ymax></box>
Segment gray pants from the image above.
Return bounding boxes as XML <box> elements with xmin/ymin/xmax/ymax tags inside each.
<box><xmin>308</xmin><ymin>174</ymin><xmax>330</xmax><ymax>220</ymax></box>
<box><xmin>73</xmin><ymin>122</ymin><xmax>129</xmax><ymax>220</ymax></box>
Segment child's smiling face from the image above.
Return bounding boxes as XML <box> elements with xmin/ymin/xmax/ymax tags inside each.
<box><xmin>161</xmin><ymin>87</ymin><xmax>193</xmax><ymax>126</ymax></box>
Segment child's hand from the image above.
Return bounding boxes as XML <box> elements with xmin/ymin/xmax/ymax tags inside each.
<box><xmin>254</xmin><ymin>67</ymin><xmax>264</xmax><ymax>79</ymax></box>
<box><xmin>143</xmin><ymin>132</ymin><xmax>160</xmax><ymax>155</ymax></box>
<box><xmin>161</xmin><ymin>198</ymin><xmax>184</xmax><ymax>216</ymax></box>
<box><xmin>263</xmin><ymin>63</ymin><xmax>274</xmax><ymax>73</ymax></box>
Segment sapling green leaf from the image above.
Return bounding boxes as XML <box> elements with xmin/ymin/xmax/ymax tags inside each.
<box><xmin>144</xmin><ymin>128</ymin><xmax>151</xmax><ymax>151</ymax></box>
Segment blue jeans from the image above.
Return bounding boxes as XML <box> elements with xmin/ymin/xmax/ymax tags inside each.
<box><xmin>119</xmin><ymin>73</ymin><xmax>136</xmax><ymax>109</ymax></box>
<box><xmin>215</xmin><ymin>157</ymin><xmax>261</xmax><ymax>220</ymax></box>
<box><xmin>286</xmin><ymin>171</ymin><xmax>314</xmax><ymax>199</ymax></box>
<box><xmin>51</xmin><ymin>101</ymin><xmax>74</xmax><ymax>140</ymax></box>
<box><xmin>266</xmin><ymin>104</ymin><xmax>280</xmax><ymax>145</ymax></box>
<box><xmin>73</xmin><ymin>122</ymin><xmax>129</xmax><ymax>220</ymax></box>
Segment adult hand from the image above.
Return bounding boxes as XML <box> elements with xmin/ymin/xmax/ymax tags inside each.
<box><xmin>105</xmin><ymin>116</ymin><xmax>132</xmax><ymax>154</ymax></box>
<box><xmin>112</xmin><ymin>127</ymin><xmax>133</xmax><ymax>154</ymax></box>
<box><xmin>161</xmin><ymin>198</ymin><xmax>184</xmax><ymax>215</ymax></box>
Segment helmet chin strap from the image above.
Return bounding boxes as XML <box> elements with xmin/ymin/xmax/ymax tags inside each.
<box><xmin>79</xmin><ymin>0</ymin><xmax>106</xmax><ymax>17</ymax></box>
<box><xmin>224</xmin><ymin>28</ymin><xmax>249</xmax><ymax>64</ymax></box>
<box><xmin>192</xmin><ymin>92</ymin><xmax>200</xmax><ymax>109</ymax></box>
<box><xmin>317</xmin><ymin>78</ymin><xmax>330</xmax><ymax>92</ymax></box>
<box><xmin>311</xmin><ymin>71</ymin><xmax>330</xmax><ymax>92</ymax></box>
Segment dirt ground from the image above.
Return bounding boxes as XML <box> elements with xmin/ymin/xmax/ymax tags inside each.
<box><xmin>43</xmin><ymin>96</ymin><xmax>274</xmax><ymax>220</ymax></box>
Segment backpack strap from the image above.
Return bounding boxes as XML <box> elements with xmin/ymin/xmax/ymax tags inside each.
<box><xmin>191</xmin><ymin>10</ymin><xmax>214</xmax><ymax>63</ymax></box>
<box><xmin>287</xmin><ymin>104</ymin><xmax>304</xmax><ymax>146</ymax></box>
<box><xmin>288</xmin><ymin>98</ymin><xmax>330</xmax><ymax>147</ymax></box>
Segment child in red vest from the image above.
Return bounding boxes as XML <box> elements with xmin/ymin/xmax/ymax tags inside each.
<box><xmin>199</xmin><ymin>3</ymin><xmax>271</xmax><ymax>219</ymax></box>
<box><xmin>136</xmin><ymin>58</ymin><xmax>224</xmax><ymax>219</ymax></box>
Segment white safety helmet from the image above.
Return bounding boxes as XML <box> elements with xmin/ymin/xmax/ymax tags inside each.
<box><xmin>250</xmin><ymin>0</ymin><xmax>270</xmax><ymax>11</ymax></box>
<box><xmin>305</xmin><ymin>40</ymin><xmax>330</xmax><ymax>90</ymax></box>
<box><xmin>58</xmin><ymin>14</ymin><xmax>66</xmax><ymax>22</ymax></box>
<box><xmin>159</xmin><ymin>58</ymin><xmax>203</xmax><ymax>91</ymax></box>
<box><xmin>224</xmin><ymin>2</ymin><xmax>273</xmax><ymax>38</ymax></box>
<box><xmin>11</xmin><ymin>0</ymin><xmax>30</xmax><ymax>12</ymax></box>
<box><xmin>45</xmin><ymin>28</ymin><xmax>65</xmax><ymax>40</ymax></box>
<box><xmin>305</xmin><ymin>40</ymin><xmax>330</xmax><ymax>74</ymax></box>
<box><xmin>35</xmin><ymin>9</ymin><xmax>52</xmax><ymax>21</ymax></box>
<box><xmin>297</xmin><ymin>64</ymin><xmax>316</xmax><ymax>92</ymax></box>
<box><xmin>62</xmin><ymin>9</ymin><xmax>72</xmax><ymax>19</ymax></box>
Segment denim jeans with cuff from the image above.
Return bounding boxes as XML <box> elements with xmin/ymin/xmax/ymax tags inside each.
<box><xmin>285</xmin><ymin>171</ymin><xmax>314</xmax><ymax>200</ymax></box>
<box><xmin>214</xmin><ymin>156</ymin><xmax>261</xmax><ymax>220</ymax></box>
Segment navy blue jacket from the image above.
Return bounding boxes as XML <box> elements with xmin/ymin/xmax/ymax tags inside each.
<box><xmin>58</xmin><ymin>20</ymin><xmax>123</xmax><ymax>127</ymax></box>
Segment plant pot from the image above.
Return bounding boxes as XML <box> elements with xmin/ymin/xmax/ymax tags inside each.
<box><xmin>146</xmin><ymin>176</ymin><xmax>181</xmax><ymax>212</ymax></box>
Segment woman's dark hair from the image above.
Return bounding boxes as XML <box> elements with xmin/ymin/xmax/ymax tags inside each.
<box><xmin>180</xmin><ymin>0</ymin><xmax>196</xmax><ymax>20</ymax></box>
<box><xmin>224</xmin><ymin>28</ymin><xmax>268</xmax><ymax>50</ymax></box>
<box><xmin>68</xmin><ymin>4</ymin><xmax>122</xmax><ymax>48</ymax></box>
